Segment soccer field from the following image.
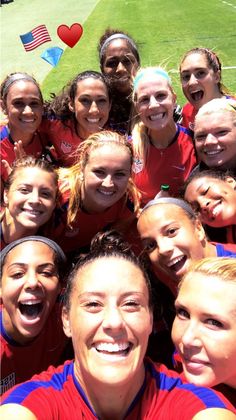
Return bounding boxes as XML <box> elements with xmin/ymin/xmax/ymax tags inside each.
<box><xmin>1</xmin><ymin>0</ymin><xmax>236</xmax><ymax>104</ymax></box>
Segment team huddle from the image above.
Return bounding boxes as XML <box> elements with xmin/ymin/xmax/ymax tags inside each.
<box><xmin>0</xmin><ymin>28</ymin><xmax>236</xmax><ymax>419</ymax></box>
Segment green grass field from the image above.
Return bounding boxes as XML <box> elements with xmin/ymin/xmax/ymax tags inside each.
<box><xmin>1</xmin><ymin>0</ymin><xmax>236</xmax><ymax>105</ymax></box>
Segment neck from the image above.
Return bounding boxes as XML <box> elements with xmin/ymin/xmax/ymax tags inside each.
<box><xmin>205</xmin><ymin>241</ymin><xmax>218</xmax><ymax>257</ymax></box>
<box><xmin>148</xmin><ymin>121</ymin><xmax>177</xmax><ymax>149</ymax></box>
<box><xmin>74</xmin><ymin>362</ymin><xmax>145</xmax><ymax>420</ymax></box>
<box><xmin>8</xmin><ymin>124</ymin><xmax>34</xmax><ymax>145</ymax></box>
<box><xmin>2</xmin><ymin>209</ymin><xmax>37</xmax><ymax>244</ymax></box>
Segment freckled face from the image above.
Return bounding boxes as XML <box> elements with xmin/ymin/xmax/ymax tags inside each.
<box><xmin>172</xmin><ymin>273</ymin><xmax>236</xmax><ymax>388</ymax></box>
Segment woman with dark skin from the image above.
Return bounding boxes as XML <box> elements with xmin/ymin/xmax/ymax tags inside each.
<box><xmin>98</xmin><ymin>28</ymin><xmax>140</xmax><ymax>134</ymax></box>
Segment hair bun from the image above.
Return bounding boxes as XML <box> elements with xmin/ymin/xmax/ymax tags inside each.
<box><xmin>90</xmin><ymin>230</ymin><xmax>131</xmax><ymax>254</ymax></box>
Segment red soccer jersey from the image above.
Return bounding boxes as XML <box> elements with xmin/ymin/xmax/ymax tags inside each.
<box><xmin>51</xmin><ymin>191</ymin><xmax>136</xmax><ymax>254</ymax></box>
<box><xmin>0</xmin><ymin>303</ymin><xmax>68</xmax><ymax>395</ymax></box>
<box><xmin>132</xmin><ymin>125</ymin><xmax>197</xmax><ymax>205</ymax></box>
<box><xmin>39</xmin><ymin>118</ymin><xmax>83</xmax><ymax>166</ymax></box>
<box><xmin>0</xmin><ymin>125</ymin><xmax>48</xmax><ymax>182</ymax></box>
<box><xmin>2</xmin><ymin>359</ymin><xmax>235</xmax><ymax>418</ymax></box>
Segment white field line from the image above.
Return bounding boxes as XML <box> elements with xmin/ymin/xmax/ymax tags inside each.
<box><xmin>221</xmin><ymin>0</ymin><xmax>236</xmax><ymax>9</ymax></box>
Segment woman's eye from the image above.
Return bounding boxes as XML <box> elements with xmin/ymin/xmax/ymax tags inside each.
<box><xmin>105</xmin><ymin>59</ymin><xmax>117</xmax><ymax>68</ymax></box>
<box><xmin>98</xmin><ymin>98</ymin><xmax>108</xmax><ymax>105</ymax></box>
<box><xmin>200</xmin><ymin>187</ymin><xmax>209</xmax><ymax>196</ymax></box>
<box><xmin>41</xmin><ymin>190</ymin><xmax>53</xmax><ymax>199</ymax></box>
<box><xmin>195</xmin><ymin>134</ymin><xmax>206</xmax><ymax>142</ymax></box>
<box><xmin>11</xmin><ymin>271</ymin><xmax>25</xmax><ymax>279</ymax></box>
<box><xmin>123</xmin><ymin>300</ymin><xmax>140</xmax><ymax>310</ymax></box>
<box><xmin>115</xmin><ymin>172</ymin><xmax>126</xmax><ymax>178</ymax></box>
<box><xmin>143</xmin><ymin>240</ymin><xmax>156</xmax><ymax>252</ymax></box>
<box><xmin>138</xmin><ymin>97</ymin><xmax>149</xmax><ymax>105</ymax></box>
<box><xmin>155</xmin><ymin>93</ymin><xmax>166</xmax><ymax>101</ymax></box>
<box><xmin>176</xmin><ymin>307</ymin><xmax>189</xmax><ymax>319</ymax></box>
<box><xmin>83</xmin><ymin>301</ymin><xmax>102</xmax><ymax>312</ymax></box>
<box><xmin>217</xmin><ymin>130</ymin><xmax>229</xmax><ymax>136</ymax></box>
<box><xmin>167</xmin><ymin>227</ymin><xmax>178</xmax><ymax>236</ymax></box>
<box><xmin>94</xmin><ymin>169</ymin><xmax>104</xmax><ymax>176</ymax></box>
<box><xmin>79</xmin><ymin>98</ymin><xmax>90</xmax><ymax>105</ymax></box>
<box><xmin>206</xmin><ymin>318</ymin><xmax>223</xmax><ymax>328</ymax></box>
<box><xmin>18</xmin><ymin>187</ymin><xmax>29</xmax><ymax>194</ymax></box>
<box><xmin>196</xmin><ymin>70</ymin><xmax>207</xmax><ymax>78</ymax></box>
<box><xmin>181</xmin><ymin>74</ymin><xmax>190</xmax><ymax>83</ymax></box>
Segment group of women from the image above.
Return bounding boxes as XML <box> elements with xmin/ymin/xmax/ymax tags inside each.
<box><xmin>1</xmin><ymin>27</ymin><xmax>236</xmax><ymax>418</ymax></box>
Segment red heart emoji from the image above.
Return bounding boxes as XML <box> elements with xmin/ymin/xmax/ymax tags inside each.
<box><xmin>57</xmin><ymin>23</ymin><xmax>83</xmax><ymax>48</ymax></box>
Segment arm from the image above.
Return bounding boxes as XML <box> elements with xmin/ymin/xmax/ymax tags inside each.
<box><xmin>193</xmin><ymin>408</ymin><xmax>236</xmax><ymax>420</ymax></box>
<box><xmin>0</xmin><ymin>404</ymin><xmax>37</xmax><ymax>420</ymax></box>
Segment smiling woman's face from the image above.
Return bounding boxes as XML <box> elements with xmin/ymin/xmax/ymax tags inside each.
<box><xmin>62</xmin><ymin>256</ymin><xmax>153</xmax><ymax>391</ymax></box>
<box><xmin>184</xmin><ymin>175</ymin><xmax>236</xmax><ymax>227</ymax></box>
<box><xmin>135</xmin><ymin>75</ymin><xmax>176</xmax><ymax>131</ymax></box>
<box><xmin>1</xmin><ymin>241</ymin><xmax>60</xmax><ymax>344</ymax></box>
<box><xmin>172</xmin><ymin>272</ymin><xmax>236</xmax><ymax>388</ymax></box>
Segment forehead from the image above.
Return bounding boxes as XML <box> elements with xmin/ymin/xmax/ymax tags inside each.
<box><xmin>195</xmin><ymin>110</ymin><xmax>235</xmax><ymax>130</ymax></box>
<box><xmin>7</xmin><ymin>80</ymin><xmax>41</xmax><ymax>98</ymax></box>
<box><xmin>3</xmin><ymin>241</ymin><xmax>54</xmax><ymax>267</ymax></box>
<box><xmin>105</xmin><ymin>38</ymin><xmax>134</xmax><ymax>56</ymax></box>
<box><xmin>181</xmin><ymin>53</ymin><xmax>208</xmax><ymax>70</ymax></box>
<box><xmin>138</xmin><ymin>204</ymin><xmax>188</xmax><ymax>232</ymax></box>
<box><xmin>87</xmin><ymin>143</ymin><xmax>130</xmax><ymax>163</ymax></box>
<box><xmin>136</xmin><ymin>75</ymin><xmax>170</xmax><ymax>95</ymax></box>
<box><xmin>75</xmin><ymin>257</ymin><xmax>146</xmax><ymax>292</ymax></box>
<box><xmin>11</xmin><ymin>167</ymin><xmax>55</xmax><ymax>185</ymax></box>
<box><xmin>76</xmin><ymin>77</ymin><xmax>107</xmax><ymax>94</ymax></box>
<box><xmin>186</xmin><ymin>176</ymin><xmax>220</xmax><ymax>192</ymax></box>
<box><xmin>180</xmin><ymin>272</ymin><xmax>236</xmax><ymax>309</ymax></box>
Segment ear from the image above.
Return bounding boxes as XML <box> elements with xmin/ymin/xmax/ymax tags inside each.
<box><xmin>214</xmin><ymin>70</ymin><xmax>221</xmax><ymax>85</ymax></box>
<box><xmin>195</xmin><ymin>218</ymin><xmax>206</xmax><ymax>242</ymax></box>
<box><xmin>172</xmin><ymin>91</ymin><xmax>177</xmax><ymax>105</ymax></box>
<box><xmin>62</xmin><ymin>306</ymin><xmax>72</xmax><ymax>338</ymax></box>
<box><xmin>3</xmin><ymin>189</ymin><xmax>9</xmax><ymax>206</ymax></box>
<box><xmin>68</xmin><ymin>100</ymin><xmax>75</xmax><ymax>113</ymax></box>
<box><xmin>0</xmin><ymin>99</ymin><xmax>7</xmax><ymax>114</ymax></box>
<box><xmin>225</xmin><ymin>176</ymin><xmax>236</xmax><ymax>190</ymax></box>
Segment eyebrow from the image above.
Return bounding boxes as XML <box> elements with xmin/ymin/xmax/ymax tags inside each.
<box><xmin>7</xmin><ymin>262</ymin><xmax>56</xmax><ymax>269</ymax></box>
<box><xmin>77</xmin><ymin>291</ymin><xmax>145</xmax><ymax>298</ymax></box>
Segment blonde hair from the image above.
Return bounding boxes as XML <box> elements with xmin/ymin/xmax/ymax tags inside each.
<box><xmin>58</xmin><ymin>131</ymin><xmax>141</xmax><ymax>226</ymax></box>
<box><xmin>195</xmin><ymin>98</ymin><xmax>236</xmax><ymax>127</ymax></box>
<box><xmin>131</xmin><ymin>67</ymin><xmax>175</xmax><ymax>165</ymax></box>
<box><xmin>179</xmin><ymin>257</ymin><xmax>236</xmax><ymax>290</ymax></box>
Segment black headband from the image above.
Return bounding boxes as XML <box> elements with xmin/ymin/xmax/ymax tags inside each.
<box><xmin>1</xmin><ymin>236</ymin><xmax>67</xmax><ymax>277</ymax></box>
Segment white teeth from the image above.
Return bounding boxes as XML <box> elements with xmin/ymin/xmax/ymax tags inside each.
<box><xmin>167</xmin><ymin>256</ymin><xmax>184</xmax><ymax>268</ymax></box>
<box><xmin>96</xmin><ymin>342</ymin><xmax>129</xmax><ymax>352</ymax></box>
<box><xmin>98</xmin><ymin>190</ymin><xmax>114</xmax><ymax>195</ymax></box>
<box><xmin>23</xmin><ymin>209</ymin><xmax>41</xmax><ymax>215</ymax></box>
<box><xmin>19</xmin><ymin>300</ymin><xmax>42</xmax><ymax>305</ymax></box>
<box><xmin>149</xmin><ymin>113</ymin><xmax>164</xmax><ymax>121</ymax></box>
<box><xmin>87</xmin><ymin>118</ymin><xmax>99</xmax><ymax>123</ymax></box>
<box><xmin>204</xmin><ymin>150</ymin><xmax>222</xmax><ymax>155</ymax></box>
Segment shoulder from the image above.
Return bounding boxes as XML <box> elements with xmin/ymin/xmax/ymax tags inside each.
<box><xmin>143</xmin><ymin>360</ymin><xmax>236</xmax><ymax>417</ymax></box>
